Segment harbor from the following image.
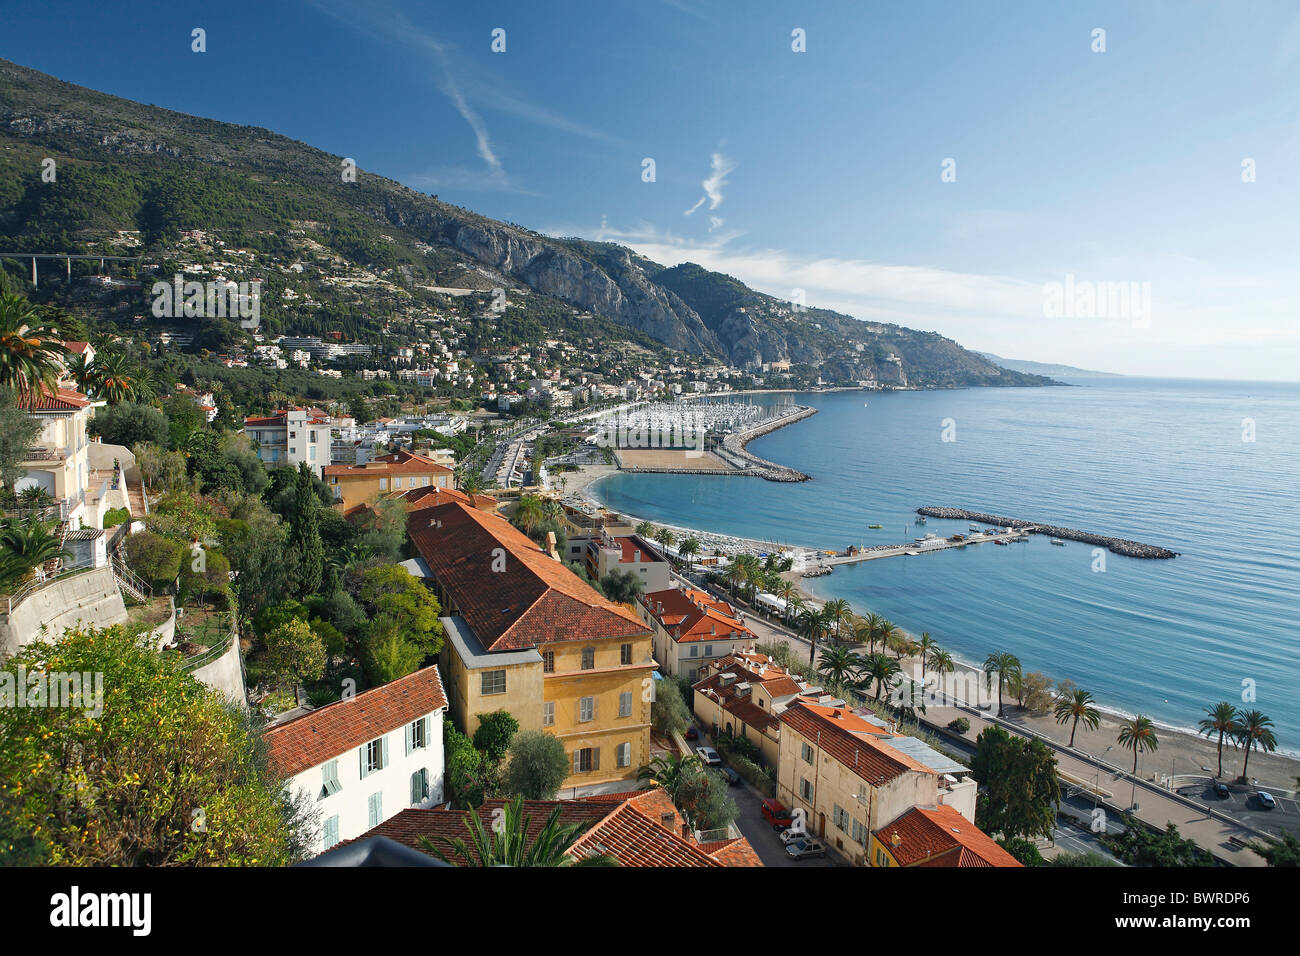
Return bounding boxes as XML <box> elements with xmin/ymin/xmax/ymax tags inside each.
<box><xmin>916</xmin><ymin>507</ymin><xmax>1179</xmax><ymax>559</ymax></box>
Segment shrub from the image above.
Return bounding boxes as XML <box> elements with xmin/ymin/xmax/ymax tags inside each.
<box><xmin>947</xmin><ymin>717</ymin><xmax>971</xmax><ymax>734</ymax></box>
<box><xmin>503</xmin><ymin>730</ymin><xmax>570</xmax><ymax>800</ymax></box>
<box><xmin>102</xmin><ymin>507</ymin><xmax>130</xmax><ymax>528</ymax></box>
<box><xmin>999</xmin><ymin>837</ymin><xmax>1045</xmax><ymax>866</ymax></box>
<box><xmin>726</xmin><ymin>752</ymin><xmax>775</xmax><ymax>796</ymax></box>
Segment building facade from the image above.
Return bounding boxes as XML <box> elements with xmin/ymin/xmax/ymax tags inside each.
<box><xmin>323</xmin><ymin>449</ymin><xmax>454</xmax><ymax>511</ymax></box>
<box><xmin>638</xmin><ymin>586</ymin><xmax>755</xmax><ymax>681</ymax></box>
<box><xmin>243</xmin><ymin>407</ymin><xmax>333</xmax><ymax>477</ymax></box>
<box><xmin>264</xmin><ymin>666</ymin><xmax>448</xmax><ymax>857</ymax></box>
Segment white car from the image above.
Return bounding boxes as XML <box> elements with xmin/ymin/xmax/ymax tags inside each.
<box><xmin>695</xmin><ymin>746</ymin><xmax>722</xmax><ymax>767</ymax></box>
<box><xmin>779</xmin><ymin>826</ymin><xmax>809</xmax><ymax>845</ymax></box>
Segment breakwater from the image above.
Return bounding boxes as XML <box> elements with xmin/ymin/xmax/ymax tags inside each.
<box><xmin>717</xmin><ymin>406</ymin><xmax>817</xmax><ymax>482</ymax></box>
<box><xmin>916</xmin><ymin>507</ymin><xmax>1178</xmax><ymax>558</ymax></box>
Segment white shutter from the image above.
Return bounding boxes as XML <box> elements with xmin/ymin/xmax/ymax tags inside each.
<box><xmin>572</xmin><ymin>749</ymin><xmax>580</xmax><ymax>774</ymax></box>
<box><xmin>359</xmin><ymin>746</ymin><xmax>369</xmax><ymax>780</ymax></box>
<box><xmin>381</xmin><ymin>735</ymin><xmax>389</xmax><ymax>769</ymax></box>
<box><xmin>405</xmin><ymin>723</ymin><xmax>414</xmax><ymax>756</ymax></box>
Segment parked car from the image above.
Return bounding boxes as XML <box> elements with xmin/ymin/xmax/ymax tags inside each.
<box><xmin>719</xmin><ymin>767</ymin><xmax>740</xmax><ymax>786</ymax></box>
<box><xmin>695</xmin><ymin>746</ymin><xmax>722</xmax><ymax>767</ymax></box>
<box><xmin>684</xmin><ymin>726</ymin><xmax>699</xmax><ymax>741</ymax></box>
<box><xmin>1256</xmin><ymin>791</ymin><xmax>1277</xmax><ymax>809</ymax></box>
<box><xmin>779</xmin><ymin>826</ymin><xmax>808</xmax><ymax>845</ymax></box>
<box><xmin>1213</xmin><ymin>782</ymin><xmax>1230</xmax><ymax>799</ymax></box>
<box><xmin>760</xmin><ymin>798</ymin><xmax>794</xmax><ymax>830</ymax></box>
<box><xmin>785</xmin><ymin>837</ymin><xmax>828</xmax><ymax>860</ymax></box>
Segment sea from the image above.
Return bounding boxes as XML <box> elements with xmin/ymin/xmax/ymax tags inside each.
<box><xmin>590</xmin><ymin>377</ymin><xmax>1300</xmax><ymax>752</ymax></box>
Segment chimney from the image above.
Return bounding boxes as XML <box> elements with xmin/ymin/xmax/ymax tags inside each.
<box><xmin>681</xmin><ymin>822</ymin><xmax>691</xmax><ymax>840</ymax></box>
<box><xmin>546</xmin><ymin>530</ymin><xmax>559</xmax><ymax>560</ymax></box>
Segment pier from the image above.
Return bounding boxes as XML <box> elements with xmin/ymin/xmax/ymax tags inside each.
<box><xmin>915</xmin><ymin>507</ymin><xmax>1178</xmax><ymax>558</ymax></box>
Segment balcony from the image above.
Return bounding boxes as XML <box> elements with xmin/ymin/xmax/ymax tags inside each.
<box><xmin>22</xmin><ymin>446</ymin><xmax>64</xmax><ymax>462</ymax></box>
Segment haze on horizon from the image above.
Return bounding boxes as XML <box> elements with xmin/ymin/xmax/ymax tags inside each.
<box><xmin>4</xmin><ymin>0</ymin><xmax>1298</xmax><ymax>382</ymax></box>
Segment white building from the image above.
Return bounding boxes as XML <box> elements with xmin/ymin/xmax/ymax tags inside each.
<box><xmin>242</xmin><ymin>407</ymin><xmax>334</xmax><ymax>477</ymax></box>
<box><xmin>264</xmin><ymin>666</ymin><xmax>448</xmax><ymax>857</ymax></box>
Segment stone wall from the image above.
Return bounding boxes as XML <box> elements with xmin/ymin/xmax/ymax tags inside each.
<box><xmin>0</xmin><ymin>566</ymin><xmax>128</xmax><ymax>657</ymax></box>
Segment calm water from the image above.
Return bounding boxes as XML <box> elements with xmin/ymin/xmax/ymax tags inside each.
<box><xmin>592</xmin><ymin>379</ymin><xmax>1300</xmax><ymax>750</ymax></box>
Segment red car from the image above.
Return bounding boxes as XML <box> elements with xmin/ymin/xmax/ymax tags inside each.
<box><xmin>760</xmin><ymin>798</ymin><xmax>793</xmax><ymax>830</ymax></box>
<box><xmin>684</xmin><ymin>726</ymin><xmax>699</xmax><ymax>741</ymax></box>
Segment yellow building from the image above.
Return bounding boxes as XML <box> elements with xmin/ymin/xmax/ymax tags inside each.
<box><xmin>776</xmin><ymin>700</ymin><xmax>979</xmax><ymax>866</ymax></box>
<box><xmin>324</xmin><ymin>449</ymin><xmax>454</xmax><ymax>512</ymax></box>
<box><xmin>409</xmin><ymin>499</ymin><xmax>655</xmax><ymax>792</ymax></box>
<box><xmin>691</xmin><ymin>652</ymin><xmax>819</xmax><ymax>768</ymax></box>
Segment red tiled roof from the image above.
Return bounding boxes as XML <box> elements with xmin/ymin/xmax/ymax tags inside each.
<box><xmin>408</xmin><ymin>500</ymin><xmax>649</xmax><ymax>652</ymax></box>
<box><xmin>878</xmin><ymin>804</ymin><xmax>1021</xmax><ymax>867</ymax></box>
<box><xmin>353</xmin><ymin>789</ymin><xmax>762</xmax><ymax>867</ymax></box>
<box><xmin>778</xmin><ymin>700</ymin><xmax>934</xmax><ymax>786</ymax></box>
<box><xmin>263</xmin><ymin>666</ymin><xmax>447</xmax><ymax>778</ymax></box>
<box><xmin>606</xmin><ymin>535</ymin><xmax>665</xmax><ymax>564</ymax></box>
<box><xmin>392</xmin><ymin>484</ymin><xmax>498</xmax><ymax>511</ymax></box>
<box><xmin>18</xmin><ymin>385</ymin><xmax>91</xmax><ymax>411</ymax></box>
<box><xmin>323</xmin><ymin>449</ymin><xmax>454</xmax><ymax>479</ymax></box>
<box><xmin>641</xmin><ymin>587</ymin><xmax>754</xmax><ymax>644</ymax></box>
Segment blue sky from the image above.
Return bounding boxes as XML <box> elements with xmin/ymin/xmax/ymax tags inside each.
<box><xmin>5</xmin><ymin>1</ymin><xmax>1300</xmax><ymax>379</ymax></box>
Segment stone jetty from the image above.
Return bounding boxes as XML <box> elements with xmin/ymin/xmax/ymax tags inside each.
<box><xmin>718</xmin><ymin>406</ymin><xmax>817</xmax><ymax>482</ymax></box>
<box><xmin>916</xmin><ymin>507</ymin><xmax>1178</xmax><ymax>558</ymax></box>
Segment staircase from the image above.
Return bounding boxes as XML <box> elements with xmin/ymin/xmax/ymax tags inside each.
<box><xmin>111</xmin><ymin>556</ymin><xmax>151</xmax><ymax>603</ymax></box>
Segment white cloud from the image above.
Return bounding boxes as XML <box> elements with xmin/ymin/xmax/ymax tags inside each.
<box><xmin>685</xmin><ymin>152</ymin><xmax>736</xmax><ymax>216</ymax></box>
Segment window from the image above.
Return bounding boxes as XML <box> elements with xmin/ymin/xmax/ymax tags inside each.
<box><xmin>309</xmin><ymin>446</ymin><xmax>317</xmax><ymax>461</ymax></box>
<box><xmin>543</xmin><ymin>701</ymin><xmax>555</xmax><ymax>726</ymax></box>
<box><xmin>573</xmin><ymin>747</ymin><xmax>598</xmax><ymax>773</ymax></box>
<box><xmin>579</xmin><ymin>696</ymin><xmax>595</xmax><ymax>722</ymax></box>
<box><xmin>617</xmin><ymin>742</ymin><xmax>631</xmax><ymax>768</ymax></box>
<box><xmin>542</xmin><ymin>650</ymin><xmax>554</xmax><ymax>673</ymax></box>
<box><xmin>620</xmin><ymin>643</ymin><xmax>632</xmax><ymax>665</ymax></box>
<box><xmin>320</xmin><ymin>759</ymin><xmax>341</xmax><ymax>798</ymax></box>
<box><xmin>801</xmin><ymin>742</ymin><xmax>814</xmax><ymax>764</ymax></box>
<box><xmin>852</xmin><ymin>818</ymin><xmax>868</xmax><ymax>846</ymax></box>
<box><xmin>360</xmin><ymin>736</ymin><xmax>387</xmax><ymax>777</ymax></box>
<box><xmin>581</xmin><ymin>648</ymin><xmax>595</xmax><ymax>670</ymax></box>
<box><xmin>875</xmin><ymin>848</ymin><xmax>891</xmax><ymax>868</ymax></box>
<box><xmin>322</xmin><ymin>815</ymin><xmax>340</xmax><ymax>850</ymax></box>
<box><xmin>704</xmin><ymin>644</ymin><xmax>713</xmax><ymax>656</ymax></box>
<box><xmin>689</xmin><ymin>645</ymin><xmax>699</xmax><ymax>658</ymax></box>
<box><xmin>833</xmin><ymin>804</ymin><xmax>849</xmax><ymax>831</ymax></box>
<box><xmin>619</xmin><ymin>691</ymin><xmax>633</xmax><ymax>717</ymax></box>
<box><xmin>405</xmin><ymin>717</ymin><xmax>428</xmax><ymax>755</ymax></box>
<box><xmin>379</xmin><ymin>477</ymin><xmax>388</xmax><ymax>490</ymax></box>
<box><xmin>410</xmin><ymin>768</ymin><xmax>429</xmax><ymax>806</ymax></box>
<box><xmin>367</xmin><ymin>791</ymin><xmax>383</xmax><ymax>828</ymax></box>
<box><xmin>481</xmin><ymin>669</ymin><xmax>506</xmax><ymax>695</ymax></box>
<box><xmin>800</xmin><ymin>778</ymin><xmax>813</xmax><ymax>801</ymax></box>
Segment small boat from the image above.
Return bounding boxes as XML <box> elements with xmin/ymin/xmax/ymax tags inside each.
<box><xmin>969</xmin><ymin>524</ymin><xmax>980</xmax><ymax>531</ymax></box>
<box><xmin>1050</xmin><ymin>538</ymin><xmax>1066</xmax><ymax>546</ymax></box>
<box><xmin>995</xmin><ymin>539</ymin><xmax>1009</xmax><ymax>546</ymax></box>
<box><xmin>868</xmin><ymin>524</ymin><xmax>883</xmax><ymax>530</ymax></box>
<box><xmin>915</xmin><ymin>516</ymin><xmax>926</xmax><ymax>524</ymax></box>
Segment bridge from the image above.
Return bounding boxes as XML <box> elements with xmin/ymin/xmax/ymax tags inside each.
<box><xmin>0</xmin><ymin>252</ymin><xmax>141</xmax><ymax>288</ymax></box>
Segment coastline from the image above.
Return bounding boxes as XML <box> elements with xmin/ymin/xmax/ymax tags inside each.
<box><xmin>549</xmin><ymin>406</ymin><xmax>1300</xmax><ymax>789</ymax></box>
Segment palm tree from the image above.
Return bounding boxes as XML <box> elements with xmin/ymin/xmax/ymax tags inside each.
<box><xmin>982</xmin><ymin>651</ymin><xmax>1021</xmax><ymax>717</ymax></box>
<box><xmin>926</xmin><ymin>648</ymin><xmax>955</xmax><ymax>702</ymax></box>
<box><xmin>653</xmin><ymin>526</ymin><xmax>675</xmax><ymax>558</ymax></box>
<box><xmin>860</xmin><ymin>652</ymin><xmax>901</xmax><ymax>702</ymax></box>
<box><xmin>796</xmin><ymin>606</ymin><xmax>831</xmax><ymax>667</ymax></box>
<box><xmin>417</xmin><ymin>794</ymin><xmax>617</xmax><ymax>867</ymax></box>
<box><xmin>917</xmin><ymin>632</ymin><xmax>938</xmax><ymax>679</ymax></box>
<box><xmin>63</xmin><ymin>351</ymin><xmax>93</xmax><ymax>393</ymax></box>
<box><xmin>723</xmin><ymin>561</ymin><xmax>745</xmax><ymax>597</ymax></box>
<box><xmin>1234</xmin><ymin>710</ymin><xmax>1278</xmax><ymax>783</ymax></box>
<box><xmin>1054</xmin><ymin>689</ymin><xmax>1101</xmax><ymax>748</ymax></box>
<box><xmin>637</xmin><ymin>753</ymin><xmax>702</xmax><ymax>802</ymax></box>
<box><xmin>816</xmin><ymin>645</ymin><xmax>863</xmax><ymax>688</ymax></box>
<box><xmin>90</xmin><ymin>351</ymin><xmax>145</xmax><ymax>405</ymax></box>
<box><xmin>0</xmin><ymin>518</ymin><xmax>70</xmax><ymax>582</ymax></box>
<box><xmin>776</xmin><ymin>580</ymin><xmax>798</xmax><ymax>621</ymax></box>
<box><xmin>822</xmin><ymin>598</ymin><xmax>852</xmax><ymax>642</ymax></box>
<box><xmin>634</xmin><ymin>520</ymin><xmax>655</xmax><ymax>538</ymax></box>
<box><xmin>1117</xmin><ymin>715</ymin><xmax>1160</xmax><ymax>775</ymax></box>
<box><xmin>459</xmin><ymin>470</ymin><xmax>483</xmax><ymax>496</ymax></box>
<box><xmin>0</xmin><ymin>293</ymin><xmax>68</xmax><ymax>404</ymax></box>
<box><xmin>877</xmin><ymin>619</ymin><xmax>902</xmax><ymax>658</ymax></box>
<box><xmin>512</xmin><ymin>494</ymin><xmax>545</xmax><ymax>535</ymax></box>
<box><xmin>861</xmin><ymin>612</ymin><xmax>886</xmax><ymax>654</ymax></box>
<box><xmin>849</xmin><ymin>615</ymin><xmax>872</xmax><ymax>646</ymax></box>
<box><xmin>1197</xmin><ymin>702</ymin><xmax>1239</xmax><ymax>778</ymax></box>
<box><xmin>679</xmin><ymin>536</ymin><xmax>699</xmax><ymax>572</ymax></box>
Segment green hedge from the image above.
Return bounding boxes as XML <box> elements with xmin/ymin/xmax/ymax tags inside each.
<box><xmin>103</xmin><ymin>507</ymin><xmax>130</xmax><ymax>528</ymax></box>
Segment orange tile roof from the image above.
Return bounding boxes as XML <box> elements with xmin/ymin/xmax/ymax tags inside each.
<box><xmin>692</xmin><ymin>654</ymin><xmax>817</xmax><ymax>736</ymax></box>
<box><xmin>264</xmin><ymin>666</ymin><xmax>447</xmax><ymax>778</ymax></box>
<box><xmin>18</xmin><ymin>385</ymin><xmax>91</xmax><ymax>411</ymax></box>
<box><xmin>641</xmin><ymin>587</ymin><xmax>754</xmax><ymax>644</ymax></box>
<box><xmin>323</xmin><ymin>449</ymin><xmax>454</xmax><ymax>479</ymax></box>
<box><xmin>408</xmin><ymin>500</ymin><xmax>650</xmax><ymax>652</ymax></box>
<box><xmin>350</xmin><ymin>788</ymin><xmax>762</xmax><ymax>867</ymax></box>
<box><xmin>778</xmin><ymin>700</ymin><xmax>935</xmax><ymax>786</ymax></box>
<box><xmin>392</xmin><ymin>484</ymin><xmax>498</xmax><ymax>511</ymax></box>
<box><xmin>878</xmin><ymin>804</ymin><xmax>1021</xmax><ymax>867</ymax></box>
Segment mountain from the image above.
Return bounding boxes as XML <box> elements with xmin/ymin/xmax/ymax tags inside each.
<box><xmin>977</xmin><ymin>353</ymin><xmax>1122</xmax><ymax>378</ymax></box>
<box><xmin>0</xmin><ymin>58</ymin><xmax>1051</xmax><ymax>389</ymax></box>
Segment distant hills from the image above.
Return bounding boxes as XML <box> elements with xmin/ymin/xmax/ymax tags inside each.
<box><xmin>0</xmin><ymin>57</ymin><xmax>1053</xmax><ymax>389</ymax></box>
<box><xmin>977</xmin><ymin>353</ymin><xmax>1121</xmax><ymax>378</ymax></box>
